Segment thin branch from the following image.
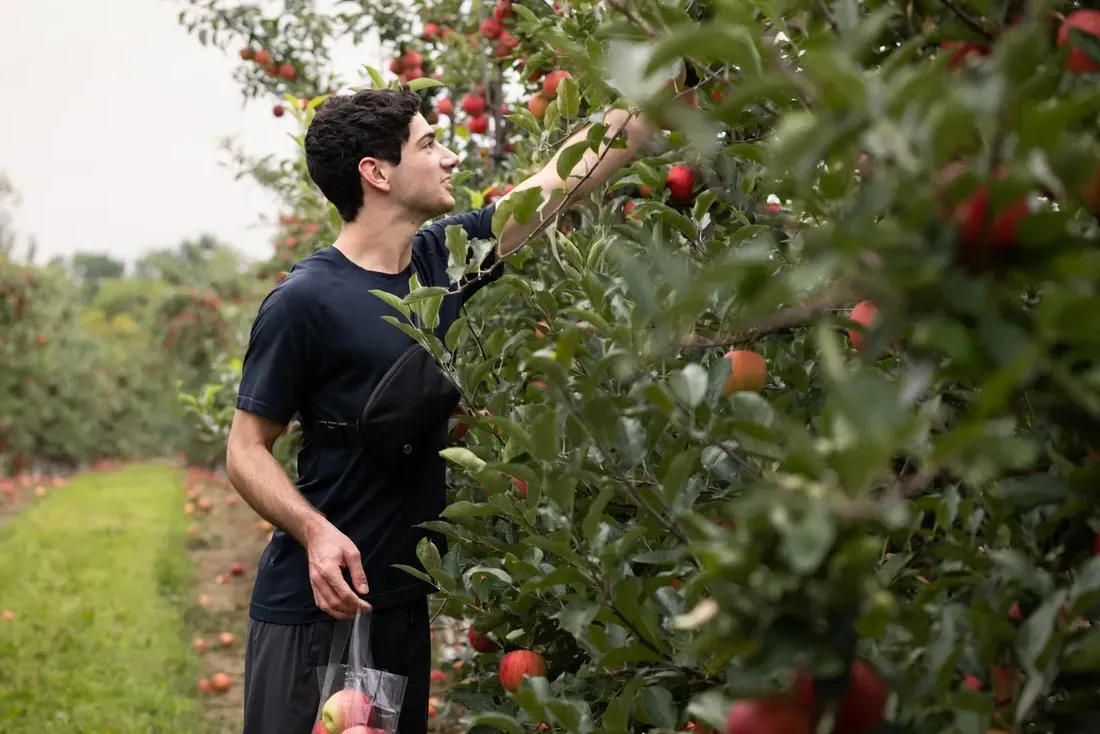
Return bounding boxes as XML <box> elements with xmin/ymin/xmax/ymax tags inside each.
<box><xmin>679</xmin><ymin>290</ymin><xmax>856</xmax><ymax>351</ymax></box>
<box><xmin>939</xmin><ymin>0</ymin><xmax>993</xmax><ymax>41</ymax></box>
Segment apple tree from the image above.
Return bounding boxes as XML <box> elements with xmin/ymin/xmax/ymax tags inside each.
<box><xmin>178</xmin><ymin>1</ymin><xmax>1100</xmax><ymax>732</ymax></box>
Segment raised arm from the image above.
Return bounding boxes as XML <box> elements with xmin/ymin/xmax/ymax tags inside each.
<box><xmin>495</xmin><ymin>63</ymin><xmax>685</xmax><ymax>257</ymax></box>
<box><xmin>494</xmin><ymin>107</ymin><xmax>658</xmax><ymax>257</ymax></box>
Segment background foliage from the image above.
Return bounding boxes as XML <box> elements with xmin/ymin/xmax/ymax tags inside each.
<box><xmin>0</xmin><ymin>173</ymin><xmax>260</xmax><ymax>472</ymax></box>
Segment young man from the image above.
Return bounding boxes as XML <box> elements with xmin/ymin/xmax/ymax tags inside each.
<box><xmin>226</xmin><ymin>79</ymin><xmax>666</xmax><ymax>734</ymax></box>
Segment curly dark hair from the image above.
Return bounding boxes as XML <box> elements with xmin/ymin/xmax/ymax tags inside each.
<box><xmin>304</xmin><ymin>87</ymin><xmax>423</xmax><ymax>222</ymax></box>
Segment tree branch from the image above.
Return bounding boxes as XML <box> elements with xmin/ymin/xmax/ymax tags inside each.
<box><xmin>679</xmin><ymin>290</ymin><xmax>856</xmax><ymax>351</ymax></box>
<box><xmin>939</xmin><ymin>0</ymin><xmax>993</xmax><ymax>41</ymax></box>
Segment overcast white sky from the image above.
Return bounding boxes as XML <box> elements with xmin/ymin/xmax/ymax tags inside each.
<box><xmin>0</xmin><ymin>0</ymin><xmax>384</xmax><ymax>266</ymax></box>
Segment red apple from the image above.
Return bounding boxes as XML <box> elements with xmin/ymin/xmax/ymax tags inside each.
<box><xmin>437</xmin><ymin>97</ymin><xmax>454</xmax><ymax>116</ymax></box>
<box><xmin>468</xmin><ymin>115</ymin><xmax>489</xmax><ymax>134</ymax></box>
<box><xmin>542</xmin><ymin>70</ymin><xmax>571</xmax><ymax>98</ymax></box>
<box><xmin>480</xmin><ymin>17</ymin><xmax>503</xmax><ymax>39</ymax></box>
<box><xmin>423</xmin><ymin>22</ymin><xmax>439</xmax><ymax>40</ymax></box>
<box><xmin>528</xmin><ymin>94</ymin><xmax>550</xmax><ymax>119</ymax></box>
<box><xmin>725</xmin><ymin>698</ymin><xmax>814</xmax><ymax>734</ymax></box>
<box><xmin>833</xmin><ymin>659</ymin><xmax>888</xmax><ymax>734</ymax></box>
<box><xmin>322</xmin><ymin>688</ymin><xmax>374</xmax><ymax>732</ymax></box>
<box><xmin>468</xmin><ymin>627</ymin><xmax>496</xmax><ymax>652</ymax></box>
<box><xmin>219</xmin><ymin>632</ymin><xmax>236</xmax><ymax>647</ymax></box>
<box><xmin>962</xmin><ymin>674</ymin><xmax>983</xmax><ymax>690</ymax></box>
<box><xmin>230</xmin><ymin>562</ymin><xmax>244</xmax><ymax>576</ymax></box>
<box><xmin>198</xmin><ymin>678</ymin><xmax>213</xmax><ymax>693</ymax></box>
<box><xmin>1058</xmin><ymin>10</ymin><xmax>1100</xmax><ymax>74</ymax></box>
<box><xmin>940</xmin><ymin>40</ymin><xmax>991</xmax><ymax>68</ymax></box>
<box><xmin>430</xmin><ymin>669</ymin><xmax>447</xmax><ymax>682</ymax></box>
<box><xmin>939</xmin><ymin>163</ymin><xmax>1029</xmax><ymax>250</ymax></box>
<box><xmin>721</xmin><ymin>350</ymin><xmax>767</xmax><ymax>394</ymax></box>
<box><xmin>211</xmin><ymin>672</ymin><xmax>232</xmax><ymax>692</ymax></box>
<box><xmin>847</xmin><ymin>300</ymin><xmax>878</xmax><ymax>351</ymax></box>
<box><xmin>666</xmin><ymin>165</ymin><xmax>696</xmax><ymax>202</ymax></box>
<box><xmin>461</xmin><ymin>93</ymin><xmax>486</xmax><ymax>116</ymax></box>
<box><xmin>499</xmin><ymin>650</ymin><xmax>547</xmax><ymax>692</ymax></box>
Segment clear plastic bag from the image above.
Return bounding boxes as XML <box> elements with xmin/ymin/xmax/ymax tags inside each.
<box><xmin>313</xmin><ymin>609</ymin><xmax>408</xmax><ymax>734</ymax></box>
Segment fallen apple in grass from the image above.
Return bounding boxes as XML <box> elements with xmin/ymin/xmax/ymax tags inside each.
<box><xmin>321</xmin><ymin>688</ymin><xmax>374</xmax><ymax>732</ymax></box>
<box><xmin>211</xmin><ymin>672</ymin><xmax>232</xmax><ymax>692</ymax></box>
<box><xmin>219</xmin><ymin>632</ymin><xmax>236</xmax><ymax>647</ymax></box>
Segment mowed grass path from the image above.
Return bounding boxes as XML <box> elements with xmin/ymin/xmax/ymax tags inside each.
<box><xmin>0</xmin><ymin>461</ymin><xmax>204</xmax><ymax>732</ymax></box>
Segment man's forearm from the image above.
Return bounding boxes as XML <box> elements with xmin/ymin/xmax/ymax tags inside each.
<box><xmin>496</xmin><ymin>108</ymin><xmax>658</xmax><ymax>255</ymax></box>
<box><xmin>558</xmin><ymin>108</ymin><xmax>657</xmax><ymax>200</ymax></box>
<box><xmin>226</xmin><ymin>444</ymin><xmax>326</xmax><ymax>547</ymax></box>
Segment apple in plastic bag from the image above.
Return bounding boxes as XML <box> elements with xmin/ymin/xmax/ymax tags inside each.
<box><xmin>321</xmin><ymin>688</ymin><xmax>373</xmax><ymax>732</ymax></box>
<box><xmin>342</xmin><ymin>727</ymin><xmax>386</xmax><ymax>734</ymax></box>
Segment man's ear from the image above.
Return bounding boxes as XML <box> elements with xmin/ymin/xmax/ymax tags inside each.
<box><xmin>358</xmin><ymin>157</ymin><xmax>391</xmax><ymax>193</ymax></box>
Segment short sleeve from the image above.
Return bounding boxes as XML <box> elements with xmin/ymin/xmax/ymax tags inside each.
<box><xmin>236</xmin><ymin>284</ymin><xmax>313</xmax><ymax>425</ymax></box>
<box><xmin>414</xmin><ymin>204</ymin><xmax>505</xmax><ymax>305</ymax></box>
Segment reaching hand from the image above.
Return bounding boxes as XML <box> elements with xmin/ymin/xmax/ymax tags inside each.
<box><xmin>305</xmin><ymin>519</ymin><xmax>372</xmax><ymax>620</ymax></box>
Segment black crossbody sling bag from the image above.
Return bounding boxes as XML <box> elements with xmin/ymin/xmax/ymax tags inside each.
<box><xmin>306</xmin><ymin>252</ymin><xmax>462</xmax><ymax>462</ymax></box>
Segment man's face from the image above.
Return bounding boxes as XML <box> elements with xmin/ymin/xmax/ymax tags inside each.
<box><xmin>392</xmin><ymin>113</ymin><xmax>460</xmax><ymax>219</ymax></box>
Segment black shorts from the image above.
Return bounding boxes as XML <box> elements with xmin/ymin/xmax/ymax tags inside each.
<box><xmin>242</xmin><ymin>596</ymin><xmax>431</xmax><ymax>734</ymax></box>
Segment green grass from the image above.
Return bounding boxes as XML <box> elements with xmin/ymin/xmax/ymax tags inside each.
<box><xmin>0</xmin><ymin>461</ymin><xmax>205</xmax><ymax>732</ymax></box>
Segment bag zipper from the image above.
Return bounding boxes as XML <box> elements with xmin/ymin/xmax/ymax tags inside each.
<box><xmin>360</xmin><ymin>343</ymin><xmax>422</xmax><ymax>420</ymax></box>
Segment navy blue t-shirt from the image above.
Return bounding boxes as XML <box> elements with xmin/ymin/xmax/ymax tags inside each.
<box><xmin>236</xmin><ymin>205</ymin><xmax>502</xmax><ymax>624</ymax></box>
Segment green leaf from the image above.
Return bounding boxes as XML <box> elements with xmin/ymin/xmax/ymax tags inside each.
<box><xmin>450</xmin><ymin>170</ymin><xmax>474</xmax><ymax>187</ymax></box>
<box><xmin>462</xmin><ymin>712</ymin><xmax>524</xmax><ymax>734</ymax></box>
<box><xmin>445</xmin><ymin>224</ymin><xmax>469</xmax><ymax>272</ymax></box>
<box><xmin>506</xmin><ymin>109</ymin><xmax>543</xmax><ymax>137</ymax></box>
<box><xmin>368</xmin><ymin>289</ymin><xmax>411</xmax><ymax>316</ymax></box>
<box><xmin>416</xmin><ymin>537</ymin><xmax>442</xmax><ymax>572</ymax></box>
<box><xmin>602</xmin><ymin>675</ymin><xmax>642</xmax><ymax>731</ymax></box>
<box><xmin>556</xmin><ymin>140</ymin><xmax>593</xmax><ymax>184</ymax></box>
<box><xmin>1062</xmin><ymin>627</ymin><xmax>1100</xmax><ymax>672</ymax></box>
<box><xmin>406</xmin><ymin>77</ymin><xmax>444</xmax><ymax>91</ymax></box>
<box><xmin>364</xmin><ymin>65</ymin><xmax>386</xmax><ymax>89</ymax></box>
<box><xmin>555</xmin><ymin>599</ymin><xmax>600</xmax><ymax>640</ymax></box>
<box><xmin>1069</xmin><ymin>557</ymin><xmax>1100</xmax><ymax>615</ymax></box>
<box><xmin>440</xmin><ymin>501</ymin><xmax>502</xmax><ymax>519</ymax></box>
<box><xmin>529</xmin><ymin>406</ymin><xmax>562</xmax><ymax>462</ymax></box>
<box><xmin>669</xmin><ymin>363</ymin><xmax>708</xmax><ymax>408</ymax></box>
<box><xmin>779</xmin><ymin>501</ymin><xmax>836</xmax><ymax>575</ymax></box>
<box><xmin>583</xmin><ymin>485</ymin><xmax>616</xmax><ymax>543</ymax></box>
<box><xmin>646</xmin><ymin>23</ymin><xmax>762</xmax><ymax>76</ymax></box>
<box><xmin>405</xmin><ymin>286</ymin><xmax>450</xmax><ymax>303</ymax></box>
<box><xmin>637</xmin><ymin>686</ymin><xmax>677</xmax><ymax>729</ymax></box>
<box><xmin>439</xmin><ymin>447</ymin><xmax>487</xmax><ymax>473</ymax></box>
<box><xmin>391</xmin><ymin>563</ymin><xmax>436</xmax><ymax>586</ymax></box>
<box><xmin>1070</xmin><ymin>27</ymin><xmax>1100</xmax><ymax>68</ymax></box>
<box><xmin>558</xmin><ymin>75</ymin><xmax>581</xmax><ymax>119</ymax></box>
<box><xmin>1019</xmin><ymin>590</ymin><xmax>1066</xmax><ymax>669</ymax></box>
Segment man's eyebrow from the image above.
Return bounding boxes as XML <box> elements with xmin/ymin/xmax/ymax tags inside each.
<box><xmin>418</xmin><ymin>131</ymin><xmax>436</xmax><ymax>144</ymax></box>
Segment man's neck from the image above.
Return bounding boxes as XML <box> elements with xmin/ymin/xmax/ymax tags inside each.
<box><xmin>332</xmin><ymin>205</ymin><xmax>426</xmax><ymax>274</ymax></box>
